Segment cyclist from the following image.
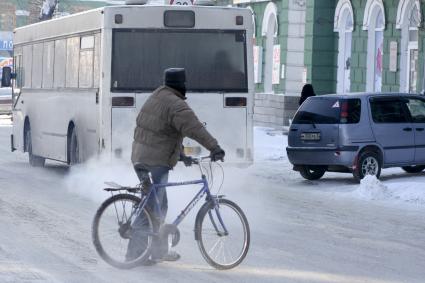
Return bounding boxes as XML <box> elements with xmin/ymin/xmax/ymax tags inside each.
<box><xmin>126</xmin><ymin>68</ymin><xmax>225</xmax><ymax>264</ymax></box>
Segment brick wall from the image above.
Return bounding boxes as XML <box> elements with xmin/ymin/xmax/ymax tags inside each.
<box><xmin>253</xmin><ymin>93</ymin><xmax>299</xmax><ymax>128</ymax></box>
<box><xmin>253</xmin><ymin>93</ymin><xmax>284</xmax><ymax>128</ymax></box>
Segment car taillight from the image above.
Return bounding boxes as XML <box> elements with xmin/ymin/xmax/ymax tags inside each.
<box><xmin>340</xmin><ymin>100</ymin><xmax>348</xmax><ymax>123</ymax></box>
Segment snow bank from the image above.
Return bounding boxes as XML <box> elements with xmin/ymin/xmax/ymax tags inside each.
<box><xmin>350</xmin><ymin>175</ymin><xmax>425</xmax><ymax>206</ymax></box>
<box><xmin>254</xmin><ymin>127</ymin><xmax>286</xmax><ymax>161</ymax></box>
<box><xmin>352</xmin><ymin>175</ymin><xmax>391</xmax><ymax>200</ymax></box>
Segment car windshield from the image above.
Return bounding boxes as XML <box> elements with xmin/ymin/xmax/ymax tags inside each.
<box><xmin>111</xmin><ymin>29</ymin><xmax>247</xmax><ymax>92</ymax></box>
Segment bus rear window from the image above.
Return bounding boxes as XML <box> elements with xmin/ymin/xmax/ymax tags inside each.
<box><xmin>111</xmin><ymin>29</ymin><xmax>247</xmax><ymax>92</ymax></box>
<box><xmin>292</xmin><ymin>98</ymin><xmax>361</xmax><ymax>124</ymax></box>
<box><xmin>164</xmin><ymin>11</ymin><xmax>195</xmax><ymax>28</ymax></box>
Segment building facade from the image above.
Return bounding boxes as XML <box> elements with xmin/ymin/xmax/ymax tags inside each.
<box><xmin>2</xmin><ymin>0</ymin><xmax>425</xmax><ymax>129</ymax></box>
<box><xmin>231</xmin><ymin>0</ymin><xmax>425</xmax><ymax>129</ymax></box>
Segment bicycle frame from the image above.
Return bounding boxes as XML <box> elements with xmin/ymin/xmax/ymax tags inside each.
<box><xmin>133</xmin><ymin>174</ymin><xmax>229</xmax><ymax>234</ymax></box>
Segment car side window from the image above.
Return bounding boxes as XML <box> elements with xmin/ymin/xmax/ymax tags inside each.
<box><xmin>370</xmin><ymin>99</ymin><xmax>409</xmax><ymax>123</ymax></box>
<box><xmin>406</xmin><ymin>98</ymin><xmax>425</xmax><ymax>123</ymax></box>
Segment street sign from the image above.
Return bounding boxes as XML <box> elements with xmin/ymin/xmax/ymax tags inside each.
<box><xmin>0</xmin><ymin>32</ymin><xmax>13</xmax><ymax>51</ymax></box>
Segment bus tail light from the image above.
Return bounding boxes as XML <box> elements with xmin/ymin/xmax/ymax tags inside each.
<box><xmin>236</xmin><ymin>148</ymin><xmax>244</xmax><ymax>158</ymax></box>
<box><xmin>114</xmin><ymin>14</ymin><xmax>123</xmax><ymax>24</ymax></box>
<box><xmin>225</xmin><ymin>97</ymin><xmax>247</xmax><ymax>107</ymax></box>
<box><xmin>112</xmin><ymin>96</ymin><xmax>134</xmax><ymax>107</ymax></box>
<box><xmin>236</xmin><ymin>16</ymin><xmax>243</xmax><ymax>26</ymax></box>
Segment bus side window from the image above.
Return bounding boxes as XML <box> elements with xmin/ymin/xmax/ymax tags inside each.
<box><xmin>13</xmin><ymin>52</ymin><xmax>22</xmax><ymax>89</ymax></box>
<box><xmin>93</xmin><ymin>33</ymin><xmax>100</xmax><ymax>88</ymax></box>
<box><xmin>42</xmin><ymin>41</ymin><xmax>54</xmax><ymax>89</ymax></box>
<box><xmin>54</xmin><ymin>39</ymin><xmax>66</xmax><ymax>88</ymax></box>
<box><xmin>79</xmin><ymin>35</ymin><xmax>94</xmax><ymax>88</ymax></box>
<box><xmin>66</xmin><ymin>37</ymin><xmax>80</xmax><ymax>88</ymax></box>
<box><xmin>32</xmin><ymin>43</ymin><xmax>43</xmax><ymax>89</ymax></box>
<box><xmin>22</xmin><ymin>45</ymin><xmax>32</xmax><ymax>89</ymax></box>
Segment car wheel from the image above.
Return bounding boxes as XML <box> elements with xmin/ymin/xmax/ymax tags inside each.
<box><xmin>68</xmin><ymin>128</ymin><xmax>79</xmax><ymax>165</ymax></box>
<box><xmin>353</xmin><ymin>151</ymin><xmax>381</xmax><ymax>181</ymax></box>
<box><xmin>401</xmin><ymin>165</ymin><xmax>425</xmax><ymax>173</ymax></box>
<box><xmin>299</xmin><ymin>165</ymin><xmax>326</xmax><ymax>180</ymax></box>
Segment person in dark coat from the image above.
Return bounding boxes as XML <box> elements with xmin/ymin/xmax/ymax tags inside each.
<box><xmin>299</xmin><ymin>84</ymin><xmax>316</xmax><ymax>106</ymax></box>
<box><xmin>126</xmin><ymin>68</ymin><xmax>225</xmax><ymax>265</ymax></box>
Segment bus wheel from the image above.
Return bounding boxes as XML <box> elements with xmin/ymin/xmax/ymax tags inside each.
<box><xmin>68</xmin><ymin>128</ymin><xmax>80</xmax><ymax>165</ymax></box>
<box><xmin>25</xmin><ymin>127</ymin><xmax>45</xmax><ymax>167</ymax></box>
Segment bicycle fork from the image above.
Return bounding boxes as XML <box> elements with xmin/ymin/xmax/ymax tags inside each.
<box><xmin>208</xmin><ymin>197</ymin><xmax>229</xmax><ymax>237</ymax></box>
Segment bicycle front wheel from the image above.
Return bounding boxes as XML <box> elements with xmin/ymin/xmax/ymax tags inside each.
<box><xmin>195</xmin><ymin>198</ymin><xmax>250</xmax><ymax>270</ymax></box>
<box><xmin>92</xmin><ymin>194</ymin><xmax>154</xmax><ymax>269</ymax></box>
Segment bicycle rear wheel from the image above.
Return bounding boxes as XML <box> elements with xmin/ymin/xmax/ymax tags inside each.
<box><xmin>195</xmin><ymin>198</ymin><xmax>250</xmax><ymax>269</ymax></box>
<box><xmin>92</xmin><ymin>194</ymin><xmax>154</xmax><ymax>269</ymax></box>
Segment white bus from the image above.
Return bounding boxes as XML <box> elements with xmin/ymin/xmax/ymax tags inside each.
<box><xmin>7</xmin><ymin>3</ymin><xmax>254</xmax><ymax>166</ymax></box>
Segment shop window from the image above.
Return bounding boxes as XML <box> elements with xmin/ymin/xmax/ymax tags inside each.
<box><xmin>334</xmin><ymin>0</ymin><xmax>353</xmax><ymax>94</ymax></box>
<box><xmin>397</xmin><ymin>0</ymin><xmax>421</xmax><ymax>93</ymax></box>
<box><xmin>364</xmin><ymin>0</ymin><xmax>386</xmax><ymax>92</ymax></box>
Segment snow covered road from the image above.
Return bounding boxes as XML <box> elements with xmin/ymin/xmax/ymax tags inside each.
<box><xmin>0</xmin><ymin>122</ymin><xmax>424</xmax><ymax>283</ymax></box>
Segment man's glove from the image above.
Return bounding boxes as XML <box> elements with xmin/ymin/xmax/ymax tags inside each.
<box><xmin>210</xmin><ymin>146</ymin><xmax>225</xmax><ymax>162</ymax></box>
<box><xmin>181</xmin><ymin>155</ymin><xmax>193</xmax><ymax>167</ymax></box>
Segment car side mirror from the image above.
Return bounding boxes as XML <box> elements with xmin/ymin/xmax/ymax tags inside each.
<box><xmin>1</xmin><ymin>66</ymin><xmax>12</xmax><ymax>87</ymax></box>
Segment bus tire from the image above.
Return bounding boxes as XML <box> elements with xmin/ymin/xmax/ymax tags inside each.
<box><xmin>68</xmin><ymin>128</ymin><xmax>79</xmax><ymax>165</ymax></box>
<box><xmin>25</xmin><ymin>126</ymin><xmax>45</xmax><ymax>167</ymax></box>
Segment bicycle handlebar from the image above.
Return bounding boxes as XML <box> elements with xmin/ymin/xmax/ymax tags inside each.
<box><xmin>192</xmin><ymin>155</ymin><xmax>211</xmax><ymax>165</ymax></box>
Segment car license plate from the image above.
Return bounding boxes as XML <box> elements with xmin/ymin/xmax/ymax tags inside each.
<box><xmin>301</xmin><ymin>132</ymin><xmax>321</xmax><ymax>141</ymax></box>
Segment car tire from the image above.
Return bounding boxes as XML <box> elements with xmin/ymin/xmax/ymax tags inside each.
<box><xmin>401</xmin><ymin>165</ymin><xmax>425</xmax><ymax>173</ymax></box>
<box><xmin>25</xmin><ymin>128</ymin><xmax>45</xmax><ymax>167</ymax></box>
<box><xmin>299</xmin><ymin>165</ymin><xmax>326</xmax><ymax>180</ymax></box>
<box><xmin>68</xmin><ymin>128</ymin><xmax>79</xmax><ymax>165</ymax></box>
<box><xmin>353</xmin><ymin>150</ymin><xmax>381</xmax><ymax>182</ymax></box>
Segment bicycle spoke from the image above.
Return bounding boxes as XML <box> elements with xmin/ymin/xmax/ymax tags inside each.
<box><xmin>208</xmin><ymin>237</ymin><xmax>222</xmax><ymax>256</ymax></box>
<box><xmin>221</xmin><ymin>240</ymin><xmax>226</xmax><ymax>264</ymax></box>
<box><xmin>120</xmin><ymin>199</ymin><xmax>130</xmax><ymax>223</ymax></box>
<box><xmin>227</xmin><ymin>238</ymin><xmax>238</xmax><ymax>259</ymax></box>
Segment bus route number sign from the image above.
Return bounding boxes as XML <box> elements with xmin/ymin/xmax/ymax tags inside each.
<box><xmin>169</xmin><ymin>0</ymin><xmax>193</xmax><ymax>5</ymax></box>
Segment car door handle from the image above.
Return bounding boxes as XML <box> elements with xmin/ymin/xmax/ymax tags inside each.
<box><xmin>403</xmin><ymin>127</ymin><xmax>413</xmax><ymax>132</ymax></box>
<box><xmin>416</xmin><ymin>128</ymin><xmax>424</xmax><ymax>131</ymax></box>
<box><xmin>290</xmin><ymin>128</ymin><xmax>298</xmax><ymax>132</ymax></box>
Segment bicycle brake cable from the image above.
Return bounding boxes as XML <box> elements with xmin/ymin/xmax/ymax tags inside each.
<box><xmin>216</xmin><ymin>162</ymin><xmax>224</xmax><ymax>195</ymax></box>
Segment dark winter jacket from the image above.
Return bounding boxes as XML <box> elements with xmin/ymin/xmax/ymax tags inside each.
<box><xmin>131</xmin><ymin>86</ymin><xmax>218</xmax><ymax>167</ymax></box>
<box><xmin>299</xmin><ymin>84</ymin><xmax>316</xmax><ymax>106</ymax></box>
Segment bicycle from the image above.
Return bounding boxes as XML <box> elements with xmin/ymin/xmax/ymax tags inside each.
<box><xmin>91</xmin><ymin>156</ymin><xmax>250</xmax><ymax>270</ymax></box>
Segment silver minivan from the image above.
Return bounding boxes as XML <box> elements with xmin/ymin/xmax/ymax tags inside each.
<box><xmin>287</xmin><ymin>93</ymin><xmax>425</xmax><ymax>181</ymax></box>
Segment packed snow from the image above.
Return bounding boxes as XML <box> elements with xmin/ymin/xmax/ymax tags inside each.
<box><xmin>0</xmin><ymin>117</ymin><xmax>425</xmax><ymax>283</ymax></box>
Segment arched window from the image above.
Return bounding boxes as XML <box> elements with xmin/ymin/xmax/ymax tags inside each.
<box><xmin>334</xmin><ymin>0</ymin><xmax>354</xmax><ymax>94</ymax></box>
<box><xmin>397</xmin><ymin>0</ymin><xmax>421</xmax><ymax>92</ymax></box>
<box><xmin>364</xmin><ymin>0</ymin><xmax>385</xmax><ymax>92</ymax></box>
<box><xmin>261</xmin><ymin>2</ymin><xmax>278</xmax><ymax>93</ymax></box>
